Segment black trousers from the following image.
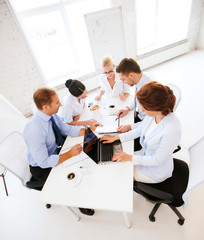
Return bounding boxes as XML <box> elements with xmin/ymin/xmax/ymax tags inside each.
<box><xmin>29</xmin><ymin>165</ymin><xmax>52</xmax><ymax>188</ymax></box>
<box><xmin>134</xmin><ymin>114</ymin><xmax>142</xmax><ymax>151</ymax></box>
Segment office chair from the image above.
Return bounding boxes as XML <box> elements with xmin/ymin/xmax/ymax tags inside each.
<box><xmin>167</xmin><ymin>83</ymin><xmax>181</xmax><ymax>111</ymax></box>
<box><xmin>0</xmin><ymin>94</ymin><xmax>28</xmax><ymax>143</ymax></box>
<box><xmin>0</xmin><ymin>131</ymin><xmax>51</xmax><ymax>208</ymax></box>
<box><xmin>134</xmin><ymin>158</ymin><xmax>189</xmax><ymax>225</ymax></box>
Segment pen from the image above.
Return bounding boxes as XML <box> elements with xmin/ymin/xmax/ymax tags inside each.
<box><xmin>115</xmin><ymin>112</ymin><xmax>122</xmax><ymax>121</ymax></box>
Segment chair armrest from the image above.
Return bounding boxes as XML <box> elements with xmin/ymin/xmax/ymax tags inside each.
<box><xmin>134</xmin><ymin>182</ymin><xmax>173</xmax><ymax>204</ymax></box>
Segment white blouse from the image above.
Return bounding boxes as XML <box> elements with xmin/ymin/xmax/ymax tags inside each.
<box><xmin>99</xmin><ymin>71</ymin><xmax>130</xmax><ymax>98</ymax></box>
<box><xmin>58</xmin><ymin>92</ymin><xmax>86</xmax><ymax>124</ymax></box>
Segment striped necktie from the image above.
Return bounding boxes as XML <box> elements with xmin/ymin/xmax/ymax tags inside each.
<box><xmin>50</xmin><ymin>116</ymin><xmax>65</xmax><ymax>147</ymax></box>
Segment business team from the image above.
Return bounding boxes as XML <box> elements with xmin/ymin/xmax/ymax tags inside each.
<box><xmin>23</xmin><ymin>57</ymin><xmax>181</xmax><ymax>214</ymax></box>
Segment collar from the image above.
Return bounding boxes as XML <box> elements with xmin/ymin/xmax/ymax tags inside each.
<box><xmin>36</xmin><ymin>110</ymin><xmax>52</xmax><ymax>122</ymax></box>
<box><xmin>135</xmin><ymin>73</ymin><xmax>145</xmax><ymax>89</ymax></box>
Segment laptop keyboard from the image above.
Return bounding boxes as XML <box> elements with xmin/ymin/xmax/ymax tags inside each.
<box><xmin>100</xmin><ymin>143</ymin><xmax>113</xmax><ymax>162</ymax></box>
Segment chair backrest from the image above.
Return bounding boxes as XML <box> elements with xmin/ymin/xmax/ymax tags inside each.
<box><xmin>167</xmin><ymin>83</ymin><xmax>181</xmax><ymax>111</ymax></box>
<box><xmin>0</xmin><ymin>131</ymin><xmax>31</xmax><ymax>185</ymax></box>
<box><xmin>183</xmin><ymin>137</ymin><xmax>204</xmax><ymax>203</ymax></box>
<box><xmin>0</xmin><ymin>94</ymin><xmax>28</xmax><ymax>143</ymax></box>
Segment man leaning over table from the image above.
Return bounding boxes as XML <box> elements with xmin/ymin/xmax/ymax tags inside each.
<box><xmin>23</xmin><ymin>87</ymin><xmax>98</xmax><ymax>216</ymax></box>
<box><xmin>116</xmin><ymin>58</ymin><xmax>153</xmax><ymax>151</ymax></box>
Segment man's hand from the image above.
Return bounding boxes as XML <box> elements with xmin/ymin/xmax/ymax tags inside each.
<box><xmin>117</xmin><ymin>124</ymin><xmax>131</xmax><ymax>133</ymax></box>
<box><xmin>69</xmin><ymin>144</ymin><xmax>82</xmax><ymax>157</ymax></box>
<box><xmin>119</xmin><ymin>94</ymin><xmax>126</xmax><ymax>101</ymax></box>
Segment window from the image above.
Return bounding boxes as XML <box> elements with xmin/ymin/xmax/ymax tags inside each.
<box><xmin>135</xmin><ymin>0</ymin><xmax>192</xmax><ymax>55</ymax></box>
<box><xmin>9</xmin><ymin>0</ymin><xmax>111</xmax><ymax>84</ymax></box>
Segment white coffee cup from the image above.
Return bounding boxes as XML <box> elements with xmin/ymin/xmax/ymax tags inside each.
<box><xmin>67</xmin><ymin>171</ymin><xmax>81</xmax><ymax>187</ymax></box>
<box><xmin>108</xmin><ymin>104</ymin><xmax>116</xmax><ymax>115</ymax></box>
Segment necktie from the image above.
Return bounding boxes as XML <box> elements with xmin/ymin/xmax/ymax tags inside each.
<box><xmin>50</xmin><ymin>116</ymin><xmax>65</xmax><ymax>147</ymax></box>
<box><xmin>134</xmin><ymin>86</ymin><xmax>138</xmax><ymax>122</ymax></box>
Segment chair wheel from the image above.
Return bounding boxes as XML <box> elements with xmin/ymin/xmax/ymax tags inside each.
<box><xmin>149</xmin><ymin>216</ymin><xmax>155</xmax><ymax>222</ymax></box>
<box><xmin>46</xmin><ymin>204</ymin><xmax>51</xmax><ymax>209</ymax></box>
<box><xmin>178</xmin><ymin>219</ymin><xmax>184</xmax><ymax>225</ymax></box>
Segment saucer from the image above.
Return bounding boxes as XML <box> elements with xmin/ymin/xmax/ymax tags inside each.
<box><xmin>66</xmin><ymin>170</ymin><xmax>82</xmax><ymax>187</ymax></box>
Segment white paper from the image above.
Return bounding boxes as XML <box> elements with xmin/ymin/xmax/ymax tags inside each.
<box><xmin>96</xmin><ymin>115</ymin><xmax>119</xmax><ymax>134</ymax></box>
<box><xmin>62</xmin><ymin>151</ymin><xmax>89</xmax><ymax>168</ymax></box>
<box><xmin>60</xmin><ymin>136</ymin><xmax>84</xmax><ymax>154</ymax></box>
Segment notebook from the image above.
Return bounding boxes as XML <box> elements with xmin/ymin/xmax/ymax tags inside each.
<box><xmin>83</xmin><ymin>126</ymin><xmax>122</xmax><ymax>164</ymax></box>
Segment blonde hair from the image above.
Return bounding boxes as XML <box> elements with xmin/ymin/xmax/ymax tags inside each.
<box><xmin>101</xmin><ymin>55</ymin><xmax>115</xmax><ymax>68</ymax></box>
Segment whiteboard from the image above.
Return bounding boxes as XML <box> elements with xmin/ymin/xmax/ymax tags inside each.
<box><xmin>85</xmin><ymin>7</ymin><xmax>126</xmax><ymax>70</ymax></box>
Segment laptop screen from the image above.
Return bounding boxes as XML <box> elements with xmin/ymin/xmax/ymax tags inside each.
<box><xmin>83</xmin><ymin>127</ymin><xmax>100</xmax><ymax>163</ymax></box>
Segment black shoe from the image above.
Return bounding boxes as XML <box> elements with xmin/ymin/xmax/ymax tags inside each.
<box><xmin>79</xmin><ymin>208</ymin><xmax>95</xmax><ymax>216</ymax></box>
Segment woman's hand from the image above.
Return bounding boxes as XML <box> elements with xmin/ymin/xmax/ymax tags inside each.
<box><xmin>73</xmin><ymin>115</ymin><xmax>80</xmax><ymax>121</ymax></box>
<box><xmin>100</xmin><ymin>135</ymin><xmax>119</xmax><ymax>144</ymax></box>
<box><xmin>86</xmin><ymin>119</ymin><xmax>97</xmax><ymax>126</ymax></box>
<box><xmin>117</xmin><ymin>124</ymin><xmax>131</xmax><ymax>133</ymax></box>
<box><xmin>89</xmin><ymin>122</ymin><xmax>103</xmax><ymax>132</ymax></box>
<box><xmin>69</xmin><ymin>144</ymin><xmax>82</xmax><ymax>157</ymax></box>
<box><xmin>112</xmin><ymin>150</ymin><xmax>132</xmax><ymax>162</ymax></box>
<box><xmin>94</xmin><ymin>96</ymin><xmax>101</xmax><ymax>101</ymax></box>
<box><xmin>117</xmin><ymin>108</ymin><xmax>129</xmax><ymax>118</ymax></box>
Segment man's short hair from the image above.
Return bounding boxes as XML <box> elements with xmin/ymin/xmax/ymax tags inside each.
<box><xmin>116</xmin><ymin>58</ymin><xmax>141</xmax><ymax>75</ymax></box>
<box><xmin>33</xmin><ymin>87</ymin><xmax>56</xmax><ymax>110</ymax></box>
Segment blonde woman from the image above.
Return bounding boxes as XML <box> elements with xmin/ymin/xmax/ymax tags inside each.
<box><xmin>94</xmin><ymin>56</ymin><xmax>130</xmax><ymax>101</ymax></box>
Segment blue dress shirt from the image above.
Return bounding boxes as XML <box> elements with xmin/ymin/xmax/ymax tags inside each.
<box><xmin>23</xmin><ymin>110</ymin><xmax>81</xmax><ymax>168</ymax></box>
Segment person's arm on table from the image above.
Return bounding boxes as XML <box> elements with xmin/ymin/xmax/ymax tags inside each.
<box><xmin>119</xmin><ymin>92</ymin><xmax>129</xmax><ymax>101</ymax></box>
<box><xmin>117</xmin><ymin>106</ymin><xmax>130</xmax><ymax>118</ymax></box>
<box><xmin>94</xmin><ymin>90</ymin><xmax>105</xmax><ymax>101</ymax></box>
<box><xmin>68</xmin><ymin>119</ymin><xmax>98</xmax><ymax>126</ymax></box>
<box><xmin>58</xmin><ymin>144</ymin><xmax>82</xmax><ymax>164</ymax></box>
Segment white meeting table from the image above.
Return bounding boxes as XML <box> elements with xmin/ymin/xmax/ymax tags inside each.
<box><xmin>40</xmin><ymin>97</ymin><xmax>134</xmax><ymax>228</ymax></box>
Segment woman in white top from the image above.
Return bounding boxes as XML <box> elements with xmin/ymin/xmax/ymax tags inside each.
<box><xmin>58</xmin><ymin>79</ymin><xmax>97</xmax><ymax>126</ymax></box>
<box><xmin>95</xmin><ymin>56</ymin><xmax>130</xmax><ymax>101</ymax></box>
<box><xmin>100</xmin><ymin>81</ymin><xmax>181</xmax><ymax>183</ymax></box>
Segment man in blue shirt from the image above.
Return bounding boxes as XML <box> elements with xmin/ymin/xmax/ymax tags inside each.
<box><xmin>24</xmin><ymin>87</ymin><xmax>95</xmax><ymax>216</ymax></box>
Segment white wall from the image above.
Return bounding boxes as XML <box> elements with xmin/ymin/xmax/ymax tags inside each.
<box><xmin>188</xmin><ymin>0</ymin><xmax>204</xmax><ymax>50</ymax></box>
<box><xmin>0</xmin><ymin>0</ymin><xmax>44</xmax><ymax>116</ymax></box>
<box><xmin>197</xmin><ymin>1</ymin><xmax>204</xmax><ymax>49</ymax></box>
<box><xmin>0</xmin><ymin>0</ymin><xmax>203</xmax><ymax>116</ymax></box>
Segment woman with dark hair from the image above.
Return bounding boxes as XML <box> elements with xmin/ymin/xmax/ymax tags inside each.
<box><xmin>58</xmin><ymin>79</ymin><xmax>97</xmax><ymax>126</ymax></box>
<box><xmin>100</xmin><ymin>81</ymin><xmax>181</xmax><ymax>183</ymax></box>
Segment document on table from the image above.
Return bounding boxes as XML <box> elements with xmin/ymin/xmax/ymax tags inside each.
<box><xmin>62</xmin><ymin>151</ymin><xmax>89</xmax><ymax>168</ymax></box>
<box><xmin>96</xmin><ymin>115</ymin><xmax>119</xmax><ymax>134</ymax></box>
<box><xmin>60</xmin><ymin>136</ymin><xmax>88</xmax><ymax>167</ymax></box>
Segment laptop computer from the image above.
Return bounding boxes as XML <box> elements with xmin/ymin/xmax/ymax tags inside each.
<box><xmin>83</xmin><ymin>126</ymin><xmax>122</xmax><ymax>164</ymax></box>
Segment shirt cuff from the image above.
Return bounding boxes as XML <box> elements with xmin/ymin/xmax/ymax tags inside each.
<box><xmin>132</xmin><ymin>154</ymin><xmax>141</xmax><ymax>165</ymax></box>
<box><xmin>119</xmin><ymin>133</ymin><xmax>126</xmax><ymax>143</ymax></box>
